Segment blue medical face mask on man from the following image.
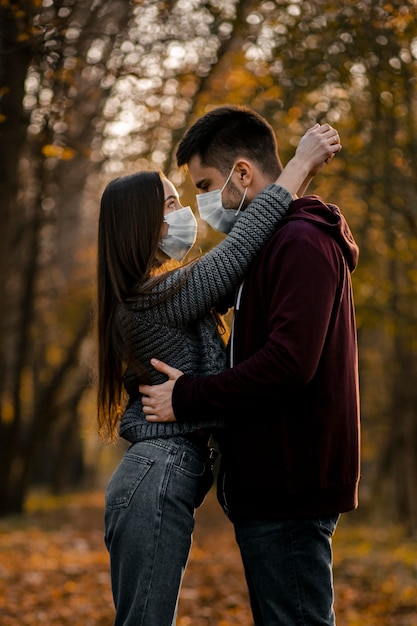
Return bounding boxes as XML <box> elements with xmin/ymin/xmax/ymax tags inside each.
<box><xmin>158</xmin><ymin>206</ymin><xmax>197</xmax><ymax>262</ymax></box>
<box><xmin>196</xmin><ymin>164</ymin><xmax>248</xmax><ymax>234</ymax></box>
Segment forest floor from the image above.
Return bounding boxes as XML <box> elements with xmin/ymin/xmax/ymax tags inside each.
<box><xmin>0</xmin><ymin>488</ymin><xmax>417</xmax><ymax>625</ymax></box>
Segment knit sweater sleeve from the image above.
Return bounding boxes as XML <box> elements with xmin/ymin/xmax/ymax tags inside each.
<box><xmin>145</xmin><ymin>183</ymin><xmax>292</xmax><ymax>324</ymax></box>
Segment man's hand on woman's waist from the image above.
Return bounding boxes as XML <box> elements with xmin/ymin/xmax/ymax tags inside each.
<box><xmin>140</xmin><ymin>359</ymin><xmax>183</xmax><ymax>422</ymax></box>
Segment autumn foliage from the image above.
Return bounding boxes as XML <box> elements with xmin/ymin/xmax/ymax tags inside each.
<box><xmin>1</xmin><ymin>488</ymin><xmax>417</xmax><ymax>626</ymax></box>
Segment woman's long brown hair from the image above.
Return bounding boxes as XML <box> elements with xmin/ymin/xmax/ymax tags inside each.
<box><xmin>96</xmin><ymin>171</ymin><xmax>166</xmax><ymax>442</ymax></box>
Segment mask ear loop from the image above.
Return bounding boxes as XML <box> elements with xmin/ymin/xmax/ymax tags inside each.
<box><xmin>234</xmin><ymin>187</ymin><xmax>248</xmax><ymax>216</ymax></box>
<box><xmin>220</xmin><ymin>164</ymin><xmax>236</xmax><ymax>193</ymax></box>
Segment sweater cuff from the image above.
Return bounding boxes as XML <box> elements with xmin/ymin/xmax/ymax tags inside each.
<box><xmin>263</xmin><ymin>182</ymin><xmax>293</xmax><ymax>207</ymax></box>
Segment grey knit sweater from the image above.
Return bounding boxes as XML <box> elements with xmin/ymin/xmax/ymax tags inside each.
<box><xmin>119</xmin><ymin>183</ymin><xmax>292</xmax><ymax>443</ymax></box>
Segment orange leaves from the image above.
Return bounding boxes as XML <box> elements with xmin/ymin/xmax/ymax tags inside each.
<box><xmin>0</xmin><ymin>492</ymin><xmax>112</xmax><ymax>626</ymax></box>
<box><xmin>1</xmin><ymin>489</ymin><xmax>417</xmax><ymax>625</ymax></box>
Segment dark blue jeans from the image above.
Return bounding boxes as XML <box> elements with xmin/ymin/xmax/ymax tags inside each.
<box><xmin>234</xmin><ymin>515</ymin><xmax>340</xmax><ymax>625</ymax></box>
<box><xmin>104</xmin><ymin>437</ymin><xmax>213</xmax><ymax>626</ymax></box>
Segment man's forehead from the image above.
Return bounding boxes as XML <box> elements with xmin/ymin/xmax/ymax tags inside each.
<box><xmin>188</xmin><ymin>155</ymin><xmax>223</xmax><ymax>188</ymax></box>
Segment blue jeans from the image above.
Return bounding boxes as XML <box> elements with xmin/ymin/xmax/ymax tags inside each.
<box><xmin>104</xmin><ymin>436</ymin><xmax>213</xmax><ymax>626</ymax></box>
<box><xmin>234</xmin><ymin>515</ymin><xmax>340</xmax><ymax>626</ymax></box>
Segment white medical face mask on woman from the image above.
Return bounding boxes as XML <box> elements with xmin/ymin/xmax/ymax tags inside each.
<box><xmin>158</xmin><ymin>206</ymin><xmax>198</xmax><ymax>262</ymax></box>
<box><xmin>196</xmin><ymin>164</ymin><xmax>248</xmax><ymax>234</ymax></box>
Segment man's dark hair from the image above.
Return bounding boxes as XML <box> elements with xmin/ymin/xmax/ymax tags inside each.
<box><xmin>176</xmin><ymin>105</ymin><xmax>282</xmax><ymax>178</ymax></box>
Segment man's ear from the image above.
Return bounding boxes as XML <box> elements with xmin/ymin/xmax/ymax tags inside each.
<box><xmin>234</xmin><ymin>159</ymin><xmax>254</xmax><ymax>188</ymax></box>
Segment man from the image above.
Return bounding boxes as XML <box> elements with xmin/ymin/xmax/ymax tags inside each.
<box><xmin>140</xmin><ymin>105</ymin><xmax>360</xmax><ymax>625</ymax></box>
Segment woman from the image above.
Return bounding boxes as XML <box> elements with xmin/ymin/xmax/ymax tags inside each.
<box><xmin>97</xmin><ymin>123</ymin><xmax>340</xmax><ymax>625</ymax></box>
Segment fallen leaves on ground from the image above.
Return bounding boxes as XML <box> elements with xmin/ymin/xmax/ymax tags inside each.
<box><xmin>0</xmin><ymin>488</ymin><xmax>416</xmax><ymax>625</ymax></box>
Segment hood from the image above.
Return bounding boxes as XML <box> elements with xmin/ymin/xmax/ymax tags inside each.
<box><xmin>287</xmin><ymin>195</ymin><xmax>359</xmax><ymax>272</ymax></box>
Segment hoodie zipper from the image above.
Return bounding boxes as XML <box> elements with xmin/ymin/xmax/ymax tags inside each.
<box><xmin>230</xmin><ymin>280</ymin><xmax>244</xmax><ymax>368</ymax></box>
<box><xmin>222</xmin><ymin>281</ymin><xmax>244</xmax><ymax>517</ymax></box>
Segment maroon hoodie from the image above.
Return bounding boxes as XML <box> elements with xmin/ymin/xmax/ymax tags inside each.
<box><xmin>173</xmin><ymin>195</ymin><xmax>360</xmax><ymax>521</ymax></box>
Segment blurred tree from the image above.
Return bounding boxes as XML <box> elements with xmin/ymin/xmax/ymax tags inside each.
<box><xmin>0</xmin><ymin>0</ymin><xmax>132</xmax><ymax>515</ymax></box>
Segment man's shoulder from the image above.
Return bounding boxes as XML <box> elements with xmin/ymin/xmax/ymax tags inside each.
<box><xmin>253</xmin><ymin>216</ymin><xmax>332</xmax><ymax>269</ymax></box>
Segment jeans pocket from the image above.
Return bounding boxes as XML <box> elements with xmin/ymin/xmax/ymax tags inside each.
<box><xmin>175</xmin><ymin>446</ymin><xmax>214</xmax><ymax>508</ymax></box>
<box><xmin>177</xmin><ymin>447</ymin><xmax>207</xmax><ymax>478</ymax></box>
<box><xmin>105</xmin><ymin>451</ymin><xmax>153</xmax><ymax>509</ymax></box>
<box><xmin>318</xmin><ymin>514</ymin><xmax>340</xmax><ymax>536</ymax></box>
<box><xmin>195</xmin><ymin>464</ymin><xmax>214</xmax><ymax>508</ymax></box>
